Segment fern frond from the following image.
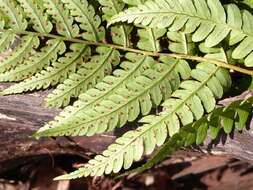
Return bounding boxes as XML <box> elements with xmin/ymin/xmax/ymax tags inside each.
<box><xmin>34</xmin><ymin>57</ymin><xmax>191</xmax><ymax>138</ymax></box>
<box><xmin>45</xmin><ymin>47</ymin><xmax>120</xmax><ymax>108</ymax></box>
<box><xmin>17</xmin><ymin>0</ymin><xmax>53</xmax><ymax>33</ymax></box>
<box><xmin>0</xmin><ymin>35</ymin><xmax>39</xmax><ymax>73</ymax></box>
<box><xmin>43</xmin><ymin>0</ymin><xmax>79</xmax><ymax>37</ymax></box>
<box><xmin>167</xmin><ymin>32</ymin><xmax>196</xmax><ymax>54</ymax></box>
<box><xmin>119</xmin><ymin>96</ymin><xmax>253</xmax><ymax>177</ymax></box>
<box><xmin>0</xmin><ymin>43</ymin><xmax>90</xmax><ymax>95</ymax></box>
<box><xmin>99</xmin><ymin>0</ymin><xmax>132</xmax><ymax>46</ymax></box>
<box><xmin>52</xmin><ymin>52</ymin><xmax>231</xmax><ymax>179</ymax></box>
<box><xmin>110</xmin><ymin>0</ymin><xmax>253</xmax><ymax>66</ymax></box>
<box><xmin>35</xmin><ymin>53</ymin><xmax>156</xmax><ymax>135</ymax></box>
<box><xmin>0</xmin><ymin>0</ymin><xmax>27</xmax><ymax>30</ymax></box>
<box><xmin>0</xmin><ymin>39</ymin><xmax>66</xmax><ymax>82</ymax></box>
<box><xmin>62</xmin><ymin>0</ymin><xmax>105</xmax><ymax>41</ymax></box>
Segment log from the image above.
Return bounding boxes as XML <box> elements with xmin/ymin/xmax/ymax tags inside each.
<box><xmin>0</xmin><ymin>83</ymin><xmax>252</xmax><ymax>174</ymax></box>
<box><xmin>0</xmin><ymin>83</ymin><xmax>116</xmax><ymax>173</ymax></box>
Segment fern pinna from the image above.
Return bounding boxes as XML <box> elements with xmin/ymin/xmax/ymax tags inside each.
<box><xmin>0</xmin><ymin>0</ymin><xmax>252</xmax><ymax>180</ymax></box>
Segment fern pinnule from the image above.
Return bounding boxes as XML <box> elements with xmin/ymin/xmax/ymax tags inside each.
<box><xmin>43</xmin><ymin>0</ymin><xmax>79</xmax><ymax>37</ymax></box>
<box><xmin>0</xmin><ymin>20</ymin><xmax>16</xmax><ymax>52</ymax></box>
<box><xmin>125</xmin><ymin>0</ymin><xmax>167</xmax><ymax>52</ymax></box>
<box><xmin>122</xmin><ymin>0</ymin><xmax>147</xmax><ymax>6</ymax></box>
<box><xmin>99</xmin><ymin>0</ymin><xmax>132</xmax><ymax>46</ymax></box>
<box><xmin>62</xmin><ymin>0</ymin><xmax>105</xmax><ymax>42</ymax></box>
<box><xmin>18</xmin><ymin>0</ymin><xmax>53</xmax><ymax>33</ymax></box>
<box><xmin>0</xmin><ymin>35</ymin><xmax>39</xmax><ymax>73</ymax></box>
<box><xmin>0</xmin><ymin>31</ymin><xmax>16</xmax><ymax>52</ymax></box>
<box><xmin>167</xmin><ymin>32</ymin><xmax>196</xmax><ymax>54</ymax></box>
<box><xmin>0</xmin><ymin>0</ymin><xmax>27</xmax><ymax>30</ymax></box>
<box><xmin>137</xmin><ymin>28</ymin><xmax>166</xmax><ymax>52</ymax></box>
<box><xmin>0</xmin><ymin>39</ymin><xmax>66</xmax><ymax>82</ymax></box>
<box><xmin>242</xmin><ymin>0</ymin><xmax>253</xmax><ymax>8</ymax></box>
<box><xmin>0</xmin><ymin>43</ymin><xmax>90</xmax><ymax>95</ymax></box>
<box><xmin>110</xmin><ymin>0</ymin><xmax>253</xmax><ymax>66</ymax></box>
<box><xmin>45</xmin><ymin>47</ymin><xmax>120</xmax><ymax>108</ymax></box>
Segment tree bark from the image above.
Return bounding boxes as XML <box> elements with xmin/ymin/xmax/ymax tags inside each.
<box><xmin>0</xmin><ymin>83</ymin><xmax>252</xmax><ymax>174</ymax></box>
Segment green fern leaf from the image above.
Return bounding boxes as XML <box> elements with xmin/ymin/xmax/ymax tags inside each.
<box><xmin>127</xmin><ymin>0</ymin><xmax>167</xmax><ymax>52</ymax></box>
<box><xmin>109</xmin><ymin>0</ymin><xmax>253</xmax><ymax>66</ymax></box>
<box><xmin>167</xmin><ymin>31</ymin><xmax>196</xmax><ymax>54</ymax></box>
<box><xmin>35</xmin><ymin>54</ymin><xmax>156</xmax><ymax>136</ymax></box>
<box><xmin>0</xmin><ymin>0</ymin><xmax>27</xmax><ymax>30</ymax></box>
<box><xmin>0</xmin><ymin>35</ymin><xmax>39</xmax><ymax>73</ymax></box>
<box><xmin>124</xmin><ymin>96</ymin><xmax>253</xmax><ymax>176</ymax></box>
<box><xmin>0</xmin><ymin>39</ymin><xmax>66</xmax><ymax>82</ymax></box>
<box><xmin>137</xmin><ymin>28</ymin><xmax>166</xmax><ymax>52</ymax></box>
<box><xmin>0</xmin><ymin>32</ymin><xmax>16</xmax><ymax>52</ymax></box>
<box><xmin>43</xmin><ymin>0</ymin><xmax>79</xmax><ymax>37</ymax></box>
<box><xmin>99</xmin><ymin>0</ymin><xmax>132</xmax><ymax>46</ymax></box>
<box><xmin>122</xmin><ymin>0</ymin><xmax>146</xmax><ymax>6</ymax></box>
<box><xmin>234</xmin><ymin>103</ymin><xmax>252</xmax><ymax>130</ymax></box>
<box><xmin>116</xmin><ymin>131</ymin><xmax>186</xmax><ymax>178</ymax></box>
<box><xmin>45</xmin><ymin>47</ymin><xmax>120</xmax><ymax>108</ymax></box>
<box><xmin>62</xmin><ymin>0</ymin><xmax>105</xmax><ymax>41</ymax></box>
<box><xmin>17</xmin><ymin>0</ymin><xmax>53</xmax><ymax>33</ymax></box>
<box><xmin>0</xmin><ymin>21</ymin><xmax>16</xmax><ymax>51</ymax></box>
<box><xmin>241</xmin><ymin>0</ymin><xmax>253</xmax><ymax>8</ymax></box>
<box><xmin>52</xmin><ymin>53</ymin><xmax>231</xmax><ymax>179</ymax></box>
<box><xmin>0</xmin><ymin>43</ymin><xmax>90</xmax><ymax>95</ymax></box>
<box><xmin>34</xmin><ymin>57</ymin><xmax>191</xmax><ymax>138</ymax></box>
<box><xmin>39</xmin><ymin>53</ymin><xmax>155</xmax><ymax>132</ymax></box>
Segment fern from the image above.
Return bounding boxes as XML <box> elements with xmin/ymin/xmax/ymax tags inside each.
<box><xmin>62</xmin><ymin>0</ymin><xmax>105</xmax><ymax>41</ymax></box>
<box><xmin>99</xmin><ymin>0</ymin><xmax>132</xmax><ymax>46</ymax></box>
<box><xmin>17</xmin><ymin>0</ymin><xmax>53</xmax><ymax>33</ymax></box>
<box><xmin>241</xmin><ymin>0</ymin><xmax>253</xmax><ymax>8</ymax></box>
<box><xmin>0</xmin><ymin>0</ymin><xmax>27</xmax><ymax>30</ymax></box>
<box><xmin>52</xmin><ymin>55</ymin><xmax>232</xmax><ymax>179</ymax></box>
<box><xmin>1</xmin><ymin>43</ymin><xmax>90</xmax><ymax>94</ymax></box>
<box><xmin>43</xmin><ymin>0</ymin><xmax>79</xmax><ymax>37</ymax></box>
<box><xmin>45</xmin><ymin>47</ymin><xmax>120</xmax><ymax>107</ymax></box>
<box><xmin>126</xmin><ymin>0</ymin><xmax>167</xmax><ymax>52</ymax></box>
<box><xmin>167</xmin><ymin>32</ymin><xmax>196</xmax><ymax>54</ymax></box>
<box><xmin>122</xmin><ymin>0</ymin><xmax>147</xmax><ymax>5</ymax></box>
<box><xmin>110</xmin><ymin>0</ymin><xmax>253</xmax><ymax>66</ymax></box>
<box><xmin>0</xmin><ymin>32</ymin><xmax>16</xmax><ymax>52</ymax></box>
<box><xmin>35</xmin><ymin>56</ymin><xmax>191</xmax><ymax>137</ymax></box>
<box><xmin>0</xmin><ymin>35</ymin><xmax>39</xmax><ymax>73</ymax></box>
<box><xmin>0</xmin><ymin>0</ymin><xmax>252</xmax><ymax>180</ymax></box>
<box><xmin>137</xmin><ymin>28</ymin><xmax>166</xmax><ymax>52</ymax></box>
<box><xmin>117</xmin><ymin>96</ymin><xmax>253</xmax><ymax>177</ymax></box>
<box><xmin>39</xmin><ymin>53</ymin><xmax>155</xmax><ymax>131</ymax></box>
<box><xmin>0</xmin><ymin>39</ymin><xmax>66</xmax><ymax>82</ymax></box>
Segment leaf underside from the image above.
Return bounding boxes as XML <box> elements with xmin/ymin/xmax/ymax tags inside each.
<box><xmin>0</xmin><ymin>0</ymin><xmax>251</xmax><ymax>180</ymax></box>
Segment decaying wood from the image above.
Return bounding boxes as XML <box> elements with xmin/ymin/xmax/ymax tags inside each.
<box><xmin>0</xmin><ymin>83</ymin><xmax>116</xmax><ymax>173</ymax></box>
<box><xmin>0</xmin><ymin>83</ymin><xmax>252</xmax><ymax>174</ymax></box>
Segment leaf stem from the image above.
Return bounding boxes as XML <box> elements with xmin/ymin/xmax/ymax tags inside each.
<box><xmin>1</xmin><ymin>29</ymin><xmax>252</xmax><ymax>76</ymax></box>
